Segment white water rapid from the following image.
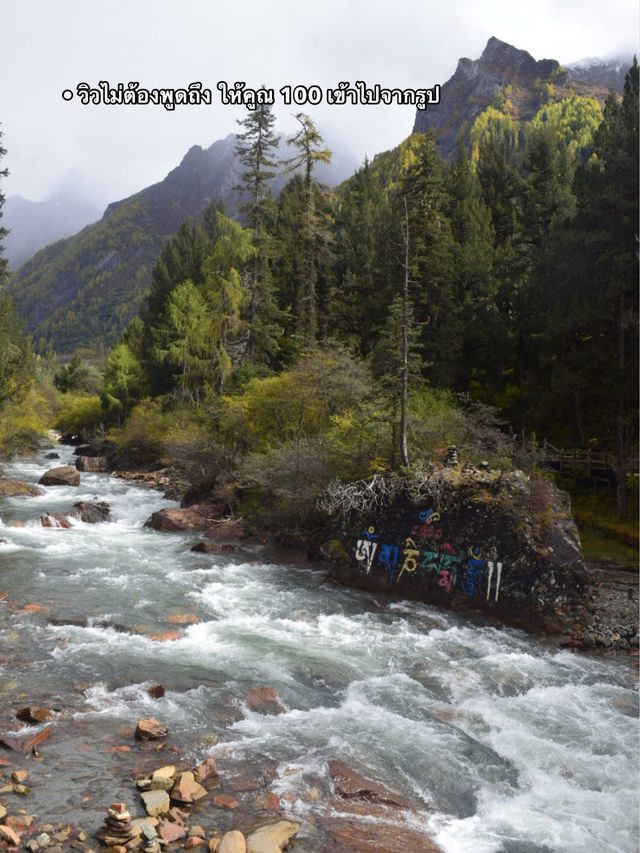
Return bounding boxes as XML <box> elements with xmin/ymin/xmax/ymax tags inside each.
<box><xmin>0</xmin><ymin>442</ymin><xmax>637</xmax><ymax>852</ymax></box>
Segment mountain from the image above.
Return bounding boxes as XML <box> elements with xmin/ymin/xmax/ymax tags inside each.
<box><xmin>413</xmin><ymin>36</ymin><xmax>629</xmax><ymax>160</ymax></box>
<box><xmin>4</xmin><ymin>192</ymin><xmax>102</xmax><ymax>270</ymax></box>
<box><xmin>9</xmin><ymin>134</ymin><xmax>357</xmax><ymax>356</ymax></box>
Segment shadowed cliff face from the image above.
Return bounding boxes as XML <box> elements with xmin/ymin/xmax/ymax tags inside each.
<box><xmin>413</xmin><ymin>36</ymin><xmax>627</xmax><ymax>160</ymax></box>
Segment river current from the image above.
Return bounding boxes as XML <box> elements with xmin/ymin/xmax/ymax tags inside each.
<box><xmin>0</xmin><ymin>442</ymin><xmax>637</xmax><ymax>852</ymax></box>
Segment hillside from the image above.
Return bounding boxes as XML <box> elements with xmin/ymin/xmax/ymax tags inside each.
<box><xmin>9</xmin><ymin>134</ymin><xmax>356</xmax><ymax>356</ymax></box>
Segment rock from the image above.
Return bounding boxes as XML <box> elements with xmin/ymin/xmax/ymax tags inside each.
<box><xmin>0</xmin><ymin>726</ymin><xmax>52</xmax><ymax>752</ymax></box>
<box><xmin>11</xmin><ymin>769</ymin><xmax>28</xmax><ymax>783</ymax></box>
<box><xmin>193</xmin><ymin>757</ymin><xmax>218</xmax><ymax>784</ymax></box>
<box><xmin>135</xmin><ymin>718</ymin><xmax>169</xmax><ymax>741</ymax></box>
<box><xmin>328</xmin><ymin>760</ymin><xmax>410</xmax><ymax>807</ymax></box>
<box><xmin>149</xmin><ymin>631</ymin><xmax>181</xmax><ymax>642</ymax></box>
<box><xmin>253</xmin><ymin>792</ymin><xmax>280</xmax><ymax>812</ymax></box>
<box><xmin>38</xmin><ymin>466</ymin><xmax>80</xmax><ymax>487</ymax></box>
<box><xmin>211</xmin><ymin>794</ymin><xmax>239</xmax><ymax>810</ymax></box>
<box><xmin>0</xmin><ymin>804</ymin><xmax>6</xmax><ymax>820</ymax></box>
<box><xmin>171</xmin><ymin>771</ymin><xmax>207</xmax><ymax>804</ymax></box>
<box><xmin>144</xmin><ymin>508</ymin><xmax>210</xmax><ymax>532</ymax></box>
<box><xmin>45</xmin><ymin>452</ymin><xmax>60</xmax><ymax>459</ymax></box>
<box><xmin>0</xmin><ymin>825</ymin><xmax>21</xmax><ymax>847</ymax></box>
<box><xmin>191</xmin><ymin>541</ymin><xmax>221</xmax><ymax>554</ymax></box>
<box><xmin>324</xmin><ymin>817</ymin><xmax>444</xmax><ymax>852</ymax></box>
<box><xmin>40</xmin><ymin>512</ymin><xmax>72</xmax><ymax>529</ymax></box>
<box><xmin>16</xmin><ymin>706</ymin><xmax>56</xmax><ymax>724</ymax></box>
<box><xmin>141</xmin><ymin>790</ymin><xmax>170</xmax><ymax>818</ymax></box>
<box><xmin>75</xmin><ymin>456</ymin><xmax>109</xmax><ymax>472</ymax></box>
<box><xmin>166</xmin><ymin>613</ymin><xmax>199</xmax><ymax>625</ymax></box>
<box><xmin>246</xmin><ymin>687</ymin><xmax>285</xmax><ymax>716</ymax></box>
<box><xmin>245</xmin><ymin>821</ymin><xmax>300</xmax><ymax>853</ymax></box>
<box><xmin>152</xmin><ymin>764</ymin><xmax>176</xmax><ymax>780</ymax></box>
<box><xmin>0</xmin><ymin>479</ymin><xmax>42</xmax><ymax>497</ymax></box>
<box><xmin>70</xmin><ymin>501</ymin><xmax>111</xmax><ymax>523</ymax></box>
<box><xmin>147</xmin><ymin>685</ymin><xmax>165</xmax><ymax>699</ymax></box>
<box><xmin>203</xmin><ymin>519</ymin><xmax>245</xmax><ymax>543</ymax></box>
<box><xmin>218</xmin><ymin>831</ymin><xmax>246</xmax><ymax>853</ymax></box>
<box><xmin>185</xmin><ymin>838</ymin><xmax>206</xmax><ymax>849</ymax></box>
<box><xmin>157</xmin><ymin>822</ymin><xmax>186</xmax><ymax>844</ymax></box>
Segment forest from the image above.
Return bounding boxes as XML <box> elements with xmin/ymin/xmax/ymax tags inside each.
<box><xmin>0</xmin><ymin>61</ymin><xmax>637</xmax><ymax>543</ymax></box>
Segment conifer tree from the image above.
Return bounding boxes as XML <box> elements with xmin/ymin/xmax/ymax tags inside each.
<box><xmin>283</xmin><ymin>113</ymin><xmax>332</xmax><ymax>348</ymax></box>
<box><xmin>235</xmin><ymin>97</ymin><xmax>282</xmax><ymax>363</ymax></box>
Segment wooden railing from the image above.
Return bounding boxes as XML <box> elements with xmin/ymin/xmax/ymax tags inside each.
<box><xmin>517</xmin><ymin>434</ymin><xmax>639</xmax><ymax>478</ymax></box>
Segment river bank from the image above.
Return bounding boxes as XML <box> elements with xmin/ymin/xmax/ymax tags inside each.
<box><xmin>109</xmin><ymin>459</ymin><xmax>639</xmax><ymax>657</ymax></box>
<box><xmin>0</xmin><ymin>442</ymin><xmax>638</xmax><ymax>853</ymax></box>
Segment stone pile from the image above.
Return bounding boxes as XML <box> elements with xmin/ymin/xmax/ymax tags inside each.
<box><xmin>98</xmin><ymin>802</ymin><xmax>141</xmax><ymax>849</ymax></box>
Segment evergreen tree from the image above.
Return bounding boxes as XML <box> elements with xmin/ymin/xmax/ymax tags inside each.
<box><xmin>329</xmin><ymin>159</ymin><xmax>395</xmax><ymax>357</ymax></box>
<box><xmin>235</xmin><ymin>97</ymin><xmax>282</xmax><ymax>363</ymax></box>
<box><xmin>282</xmin><ymin>113</ymin><xmax>332</xmax><ymax>347</ymax></box>
<box><xmin>400</xmin><ymin>132</ymin><xmax>457</xmax><ymax>387</ymax></box>
<box><xmin>537</xmin><ymin>60</ymin><xmax>639</xmax><ymax>517</ymax></box>
<box><xmin>201</xmin><ymin>213</ymin><xmax>254</xmax><ymax>393</ymax></box>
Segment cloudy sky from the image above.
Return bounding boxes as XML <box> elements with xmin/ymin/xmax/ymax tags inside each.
<box><xmin>1</xmin><ymin>0</ymin><xmax>637</xmax><ymax>207</ymax></box>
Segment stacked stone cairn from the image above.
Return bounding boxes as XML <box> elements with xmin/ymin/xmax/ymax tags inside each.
<box><xmin>99</xmin><ymin>802</ymin><xmax>141</xmax><ymax>849</ymax></box>
<box><xmin>445</xmin><ymin>445</ymin><xmax>459</xmax><ymax>467</ymax></box>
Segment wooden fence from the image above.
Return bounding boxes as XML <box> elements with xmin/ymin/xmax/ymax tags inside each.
<box><xmin>517</xmin><ymin>435</ymin><xmax>639</xmax><ymax>478</ymax></box>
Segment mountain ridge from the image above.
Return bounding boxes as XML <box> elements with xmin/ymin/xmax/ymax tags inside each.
<box><xmin>413</xmin><ymin>36</ymin><xmax>628</xmax><ymax>159</ymax></box>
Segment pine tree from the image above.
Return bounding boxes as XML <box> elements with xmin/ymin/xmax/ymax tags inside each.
<box><xmin>538</xmin><ymin>60</ymin><xmax>639</xmax><ymax>517</ymax></box>
<box><xmin>400</xmin><ymin>132</ymin><xmax>457</xmax><ymax>388</ymax></box>
<box><xmin>329</xmin><ymin>159</ymin><xmax>395</xmax><ymax>357</ymax></box>
<box><xmin>235</xmin><ymin>97</ymin><xmax>282</xmax><ymax>363</ymax></box>
<box><xmin>282</xmin><ymin>113</ymin><xmax>332</xmax><ymax>348</ymax></box>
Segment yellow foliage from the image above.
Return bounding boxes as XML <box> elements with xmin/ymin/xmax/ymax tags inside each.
<box><xmin>52</xmin><ymin>395</ymin><xmax>105</xmax><ymax>437</ymax></box>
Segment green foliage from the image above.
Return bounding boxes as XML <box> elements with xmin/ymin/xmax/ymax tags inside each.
<box><xmin>54</xmin><ymin>353</ymin><xmax>103</xmax><ymax>394</ymax></box>
<box><xmin>52</xmin><ymin>395</ymin><xmax>106</xmax><ymax>437</ymax></box>
<box><xmin>101</xmin><ymin>342</ymin><xmax>146</xmax><ymax>424</ymax></box>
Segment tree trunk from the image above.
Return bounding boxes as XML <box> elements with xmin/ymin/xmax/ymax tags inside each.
<box><xmin>400</xmin><ymin>199</ymin><xmax>410</xmax><ymax>468</ymax></box>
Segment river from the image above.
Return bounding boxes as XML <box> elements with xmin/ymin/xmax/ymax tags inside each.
<box><xmin>0</xmin><ymin>441</ymin><xmax>637</xmax><ymax>852</ymax></box>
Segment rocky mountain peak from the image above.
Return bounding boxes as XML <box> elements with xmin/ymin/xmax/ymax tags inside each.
<box><xmin>413</xmin><ymin>36</ymin><xmax>624</xmax><ymax>160</ymax></box>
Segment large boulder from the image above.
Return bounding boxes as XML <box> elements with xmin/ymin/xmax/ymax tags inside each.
<box><xmin>75</xmin><ymin>456</ymin><xmax>110</xmax><ymax>472</ymax></box>
<box><xmin>38</xmin><ymin>466</ymin><xmax>80</xmax><ymax>487</ymax></box>
<box><xmin>325</xmin><ymin>469</ymin><xmax>587</xmax><ymax>630</ymax></box>
<box><xmin>0</xmin><ymin>479</ymin><xmax>42</xmax><ymax>497</ymax></box>
<box><xmin>203</xmin><ymin>519</ymin><xmax>245</xmax><ymax>542</ymax></box>
<box><xmin>71</xmin><ymin>501</ymin><xmax>111</xmax><ymax>523</ymax></box>
<box><xmin>328</xmin><ymin>760</ymin><xmax>409</xmax><ymax>807</ymax></box>
<box><xmin>40</xmin><ymin>512</ymin><xmax>72</xmax><ymax>529</ymax></box>
<box><xmin>144</xmin><ymin>507</ymin><xmax>211</xmax><ymax>532</ymax></box>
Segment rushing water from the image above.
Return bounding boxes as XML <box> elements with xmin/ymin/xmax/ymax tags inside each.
<box><xmin>0</xmin><ymin>442</ymin><xmax>637</xmax><ymax>852</ymax></box>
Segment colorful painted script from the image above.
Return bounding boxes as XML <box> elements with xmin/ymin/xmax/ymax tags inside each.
<box><xmin>354</xmin><ymin>510</ymin><xmax>504</xmax><ymax>601</ymax></box>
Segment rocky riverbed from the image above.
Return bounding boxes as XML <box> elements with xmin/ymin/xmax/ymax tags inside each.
<box><xmin>0</xmin><ymin>443</ymin><xmax>637</xmax><ymax>853</ymax></box>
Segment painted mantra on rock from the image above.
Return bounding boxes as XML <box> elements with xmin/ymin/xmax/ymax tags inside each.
<box><xmin>354</xmin><ymin>512</ymin><xmax>504</xmax><ymax>601</ymax></box>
